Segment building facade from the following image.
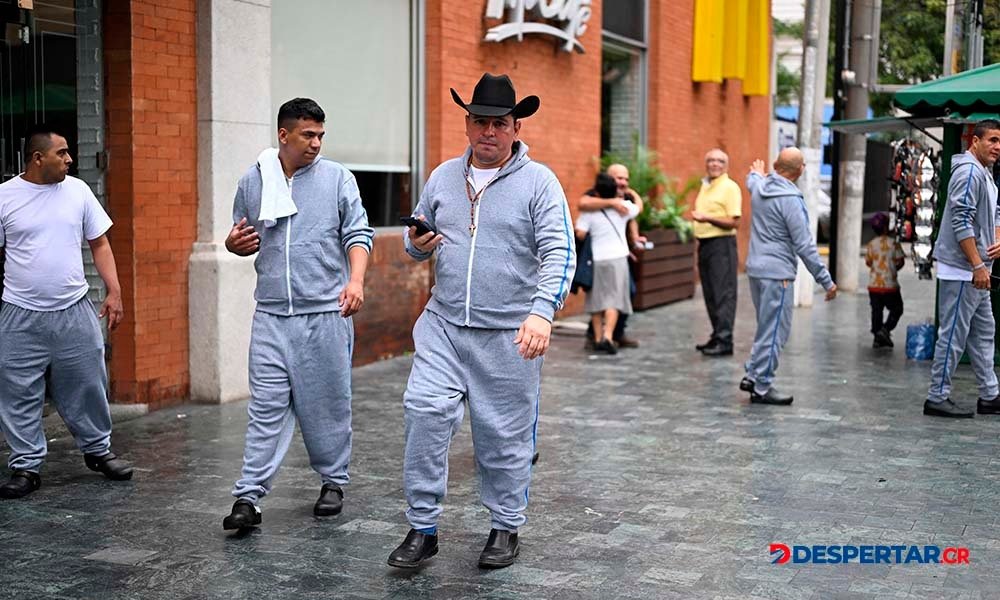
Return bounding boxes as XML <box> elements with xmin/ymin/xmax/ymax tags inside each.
<box><xmin>9</xmin><ymin>0</ymin><xmax>770</xmax><ymax>409</ymax></box>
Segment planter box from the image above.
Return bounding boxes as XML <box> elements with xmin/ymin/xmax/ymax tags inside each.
<box><xmin>633</xmin><ymin>228</ymin><xmax>696</xmax><ymax>310</ymax></box>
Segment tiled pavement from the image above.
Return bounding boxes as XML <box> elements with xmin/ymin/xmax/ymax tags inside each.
<box><xmin>3</xmin><ymin>266</ymin><xmax>1000</xmax><ymax>599</ymax></box>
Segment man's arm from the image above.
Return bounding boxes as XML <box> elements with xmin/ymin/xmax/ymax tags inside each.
<box><xmin>87</xmin><ymin>235</ymin><xmax>125</xmax><ymax>331</ymax></box>
<box><xmin>340</xmin><ymin>246</ymin><xmax>369</xmax><ymax>317</ymax></box>
<box><xmin>518</xmin><ymin>178</ymin><xmax>577</xmax><ymax>360</ymax></box>
<box><xmin>579</xmin><ymin>194</ymin><xmax>629</xmax><ymax>216</ymax></box>
<box><xmin>784</xmin><ymin>198</ymin><xmax>834</xmax><ymax>291</ymax></box>
<box><xmin>693</xmin><ymin>214</ymin><xmax>740</xmax><ymax>230</ymax></box>
<box><xmin>337</xmin><ymin>174</ymin><xmax>375</xmax><ymax>315</ymax></box>
<box><xmin>225</xmin><ymin>183</ymin><xmax>259</xmax><ymax>256</ymax></box>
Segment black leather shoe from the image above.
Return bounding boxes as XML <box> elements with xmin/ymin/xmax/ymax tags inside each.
<box><xmin>387</xmin><ymin>529</ymin><xmax>439</xmax><ymax>568</ymax></box>
<box><xmin>739</xmin><ymin>377</ymin><xmax>755</xmax><ymax>392</ymax></box>
<box><xmin>478</xmin><ymin>528</ymin><xmax>519</xmax><ymax>569</ymax></box>
<box><xmin>750</xmin><ymin>388</ymin><xmax>793</xmax><ymax>405</ymax></box>
<box><xmin>314</xmin><ymin>483</ymin><xmax>343</xmax><ymax>516</ymax></box>
<box><xmin>223</xmin><ymin>499</ymin><xmax>261</xmax><ymax>530</ymax></box>
<box><xmin>924</xmin><ymin>399</ymin><xmax>974</xmax><ymax>418</ymax></box>
<box><xmin>84</xmin><ymin>452</ymin><xmax>133</xmax><ymax>481</ymax></box>
<box><xmin>0</xmin><ymin>470</ymin><xmax>40</xmax><ymax>499</ymax></box>
<box><xmin>595</xmin><ymin>339</ymin><xmax>618</xmax><ymax>355</ymax></box>
<box><xmin>978</xmin><ymin>395</ymin><xmax>1000</xmax><ymax>415</ymax></box>
<box><xmin>695</xmin><ymin>340</ymin><xmax>713</xmax><ymax>351</ymax></box>
<box><xmin>701</xmin><ymin>342</ymin><xmax>733</xmax><ymax>356</ymax></box>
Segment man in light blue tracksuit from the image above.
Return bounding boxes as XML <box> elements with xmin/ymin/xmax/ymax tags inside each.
<box><xmin>221</xmin><ymin>98</ymin><xmax>374</xmax><ymax>530</ymax></box>
<box><xmin>387</xmin><ymin>74</ymin><xmax>575</xmax><ymax>570</ymax></box>
<box><xmin>741</xmin><ymin>147</ymin><xmax>838</xmax><ymax>405</ymax></box>
<box><xmin>924</xmin><ymin>120</ymin><xmax>1000</xmax><ymax>419</ymax></box>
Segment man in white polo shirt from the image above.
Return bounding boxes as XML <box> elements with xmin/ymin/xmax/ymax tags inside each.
<box><xmin>0</xmin><ymin>126</ymin><xmax>133</xmax><ymax>499</ymax></box>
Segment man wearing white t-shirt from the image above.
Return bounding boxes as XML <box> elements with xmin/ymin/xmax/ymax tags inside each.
<box><xmin>0</xmin><ymin>126</ymin><xmax>132</xmax><ymax>500</ymax></box>
<box><xmin>575</xmin><ymin>173</ymin><xmax>639</xmax><ymax>353</ymax></box>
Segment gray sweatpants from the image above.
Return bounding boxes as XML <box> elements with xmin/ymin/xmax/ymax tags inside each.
<box><xmin>744</xmin><ymin>277</ymin><xmax>793</xmax><ymax>396</ymax></box>
<box><xmin>0</xmin><ymin>298</ymin><xmax>111</xmax><ymax>472</ymax></box>
<box><xmin>231</xmin><ymin>310</ymin><xmax>354</xmax><ymax>504</ymax></box>
<box><xmin>403</xmin><ymin>310</ymin><xmax>541</xmax><ymax>532</ymax></box>
<box><xmin>927</xmin><ymin>280</ymin><xmax>998</xmax><ymax>403</ymax></box>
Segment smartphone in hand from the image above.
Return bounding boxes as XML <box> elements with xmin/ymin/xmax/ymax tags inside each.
<box><xmin>400</xmin><ymin>216</ymin><xmax>436</xmax><ymax>237</ymax></box>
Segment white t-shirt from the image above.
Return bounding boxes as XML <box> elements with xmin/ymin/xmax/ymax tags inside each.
<box><xmin>575</xmin><ymin>202</ymin><xmax>640</xmax><ymax>261</ymax></box>
<box><xmin>936</xmin><ymin>261</ymin><xmax>972</xmax><ymax>282</ymax></box>
<box><xmin>0</xmin><ymin>175</ymin><xmax>112</xmax><ymax>311</ymax></box>
<box><xmin>469</xmin><ymin>166</ymin><xmax>500</xmax><ymax>193</ymax></box>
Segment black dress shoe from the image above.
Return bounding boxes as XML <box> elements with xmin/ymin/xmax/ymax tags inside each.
<box><xmin>314</xmin><ymin>483</ymin><xmax>343</xmax><ymax>516</ymax></box>
<box><xmin>750</xmin><ymin>388</ymin><xmax>793</xmax><ymax>405</ymax></box>
<box><xmin>0</xmin><ymin>470</ymin><xmax>40</xmax><ymax>499</ymax></box>
<box><xmin>695</xmin><ymin>340</ymin><xmax>713</xmax><ymax>351</ymax></box>
<box><xmin>478</xmin><ymin>528</ymin><xmax>519</xmax><ymax>569</ymax></box>
<box><xmin>84</xmin><ymin>452</ymin><xmax>133</xmax><ymax>481</ymax></box>
<box><xmin>595</xmin><ymin>339</ymin><xmax>618</xmax><ymax>355</ymax></box>
<box><xmin>978</xmin><ymin>395</ymin><xmax>1000</xmax><ymax>415</ymax></box>
<box><xmin>924</xmin><ymin>399</ymin><xmax>974</xmax><ymax>418</ymax></box>
<box><xmin>387</xmin><ymin>529</ymin><xmax>439</xmax><ymax>568</ymax></box>
<box><xmin>739</xmin><ymin>377</ymin><xmax>755</xmax><ymax>392</ymax></box>
<box><xmin>700</xmin><ymin>342</ymin><xmax>733</xmax><ymax>356</ymax></box>
<box><xmin>223</xmin><ymin>499</ymin><xmax>261</xmax><ymax>530</ymax></box>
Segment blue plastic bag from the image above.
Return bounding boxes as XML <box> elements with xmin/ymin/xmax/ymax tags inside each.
<box><xmin>906</xmin><ymin>323</ymin><xmax>935</xmax><ymax>360</ymax></box>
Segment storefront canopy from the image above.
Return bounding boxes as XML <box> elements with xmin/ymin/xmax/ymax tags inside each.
<box><xmin>894</xmin><ymin>63</ymin><xmax>1000</xmax><ymax>115</ymax></box>
<box><xmin>824</xmin><ymin>115</ymin><xmax>943</xmax><ymax>135</ymax></box>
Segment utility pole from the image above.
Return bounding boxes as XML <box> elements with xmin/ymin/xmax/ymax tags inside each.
<box><xmin>794</xmin><ymin>0</ymin><xmax>831</xmax><ymax>307</ymax></box>
<box><xmin>967</xmin><ymin>0</ymin><xmax>984</xmax><ymax>70</ymax></box>
<box><xmin>943</xmin><ymin>0</ymin><xmax>956</xmax><ymax>75</ymax></box>
<box><xmin>837</xmin><ymin>0</ymin><xmax>881</xmax><ymax>293</ymax></box>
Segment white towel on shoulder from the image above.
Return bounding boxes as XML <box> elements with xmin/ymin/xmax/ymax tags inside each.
<box><xmin>256</xmin><ymin>147</ymin><xmax>298</xmax><ymax>228</ymax></box>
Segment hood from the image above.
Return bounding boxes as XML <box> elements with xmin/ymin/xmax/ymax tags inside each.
<box><xmin>951</xmin><ymin>150</ymin><xmax>985</xmax><ymax>174</ymax></box>
<box><xmin>757</xmin><ymin>172</ymin><xmax>802</xmax><ymax>200</ymax></box>
<box><xmin>460</xmin><ymin>140</ymin><xmax>532</xmax><ymax>179</ymax></box>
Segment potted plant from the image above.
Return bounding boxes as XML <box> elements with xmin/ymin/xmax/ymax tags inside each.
<box><xmin>600</xmin><ymin>145</ymin><xmax>699</xmax><ymax>310</ymax></box>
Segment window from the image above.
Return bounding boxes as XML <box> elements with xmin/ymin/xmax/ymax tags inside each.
<box><xmin>601</xmin><ymin>1</ymin><xmax>647</xmax><ymax>155</ymax></box>
<box><xmin>271</xmin><ymin>0</ymin><xmax>422</xmax><ymax>226</ymax></box>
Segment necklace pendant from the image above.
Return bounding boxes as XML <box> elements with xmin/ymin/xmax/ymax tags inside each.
<box><xmin>469</xmin><ymin>223</ymin><xmax>476</xmax><ymax>235</ymax></box>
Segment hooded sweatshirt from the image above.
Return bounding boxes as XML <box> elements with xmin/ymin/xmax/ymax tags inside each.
<box><xmin>744</xmin><ymin>171</ymin><xmax>833</xmax><ymax>289</ymax></box>
<box><xmin>233</xmin><ymin>156</ymin><xmax>375</xmax><ymax>317</ymax></box>
<box><xmin>933</xmin><ymin>151</ymin><xmax>999</xmax><ymax>273</ymax></box>
<box><xmin>405</xmin><ymin>141</ymin><xmax>575</xmax><ymax>329</ymax></box>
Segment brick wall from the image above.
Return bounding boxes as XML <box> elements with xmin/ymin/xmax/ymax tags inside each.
<box><xmin>648</xmin><ymin>0</ymin><xmax>772</xmax><ymax>267</ymax></box>
<box><xmin>104</xmin><ymin>0</ymin><xmax>197</xmax><ymax>408</ymax></box>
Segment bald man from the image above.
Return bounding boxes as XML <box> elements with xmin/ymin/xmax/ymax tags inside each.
<box><xmin>692</xmin><ymin>149</ymin><xmax>742</xmax><ymax>356</ymax></box>
<box><xmin>740</xmin><ymin>148</ymin><xmax>837</xmax><ymax>405</ymax></box>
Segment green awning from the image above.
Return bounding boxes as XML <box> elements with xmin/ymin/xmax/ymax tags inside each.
<box><xmin>824</xmin><ymin>115</ymin><xmax>943</xmax><ymax>135</ymax></box>
<box><xmin>895</xmin><ymin>63</ymin><xmax>1000</xmax><ymax>114</ymax></box>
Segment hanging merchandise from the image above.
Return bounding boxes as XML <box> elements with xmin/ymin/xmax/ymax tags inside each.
<box><xmin>888</xmin><ymin>139</ymin><xmax>938</xmax><ymax>280</ymax></box>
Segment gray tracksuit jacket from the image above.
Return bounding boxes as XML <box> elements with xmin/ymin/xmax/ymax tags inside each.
<box><xmin>233</xmin><ymin>156</ymin><xmax>375</xmax><ymax>316</ymax></box>
<box><xmin>744</xmin><ymin>171</ymin><xmax>833</xmax><ymax>289</ymax></box>
<box><xmin>933</xmin><ymin>151</ymin><xmax>1000</xmax><ymax>272</ymax></box>
<box><xmin>405</xmin><ymin>141</ymin><xmax>575</xmax><ymax>329</ymax></box>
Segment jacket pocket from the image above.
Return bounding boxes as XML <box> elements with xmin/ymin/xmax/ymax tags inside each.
<box><xmin>431</xmin><ymin>242</ymin><xmax>468</xmax><ymax>305</ymax></box>
<box><xmin>254</xmin><ymin>245</ymin><xmax>287</xmax><ymax>302</ymax></box>
<box><xmin>289</xmin><ymin>240</ymin><xmax>342</xmax><ymax>301</ymax></box>
<box><xmin>470</xmin><ymin>245</ymin><xmax>533</xmax><ymax>309</ymax></box>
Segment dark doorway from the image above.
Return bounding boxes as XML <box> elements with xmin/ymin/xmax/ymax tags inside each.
<box><xmin>0</xmin><ymin>0</ymin><xmax>78</xmax><ymax>181</ymax></box>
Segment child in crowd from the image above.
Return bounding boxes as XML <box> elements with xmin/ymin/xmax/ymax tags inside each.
<box><xmin>864</xmin><ymin>212</ymin><xmax>905</xmax><ymax>348</ymax></box>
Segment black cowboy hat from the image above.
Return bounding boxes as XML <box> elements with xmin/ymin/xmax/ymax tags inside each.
<box><xmin>450</xmin><ymin>73</ymin><xmax>540</xmax><ymax>119</ymax></box>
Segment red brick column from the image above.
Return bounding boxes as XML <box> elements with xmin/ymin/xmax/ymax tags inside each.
<box><xmin>103</xmin><ymin>1</ymin><xmax>197</xmax><ymax>408</ymax></box>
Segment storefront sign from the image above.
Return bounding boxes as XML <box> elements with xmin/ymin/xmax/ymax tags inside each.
<box><xmin>483</xmin><ymin>0</ymin><xmax>592</xmax><ymax>53</ymax></box>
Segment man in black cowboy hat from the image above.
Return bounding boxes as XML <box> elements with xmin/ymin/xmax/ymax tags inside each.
<box><xmin>389</xmin><ymin>73</ymin><xmax>575</xmax><ymax>570</ymax></box>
